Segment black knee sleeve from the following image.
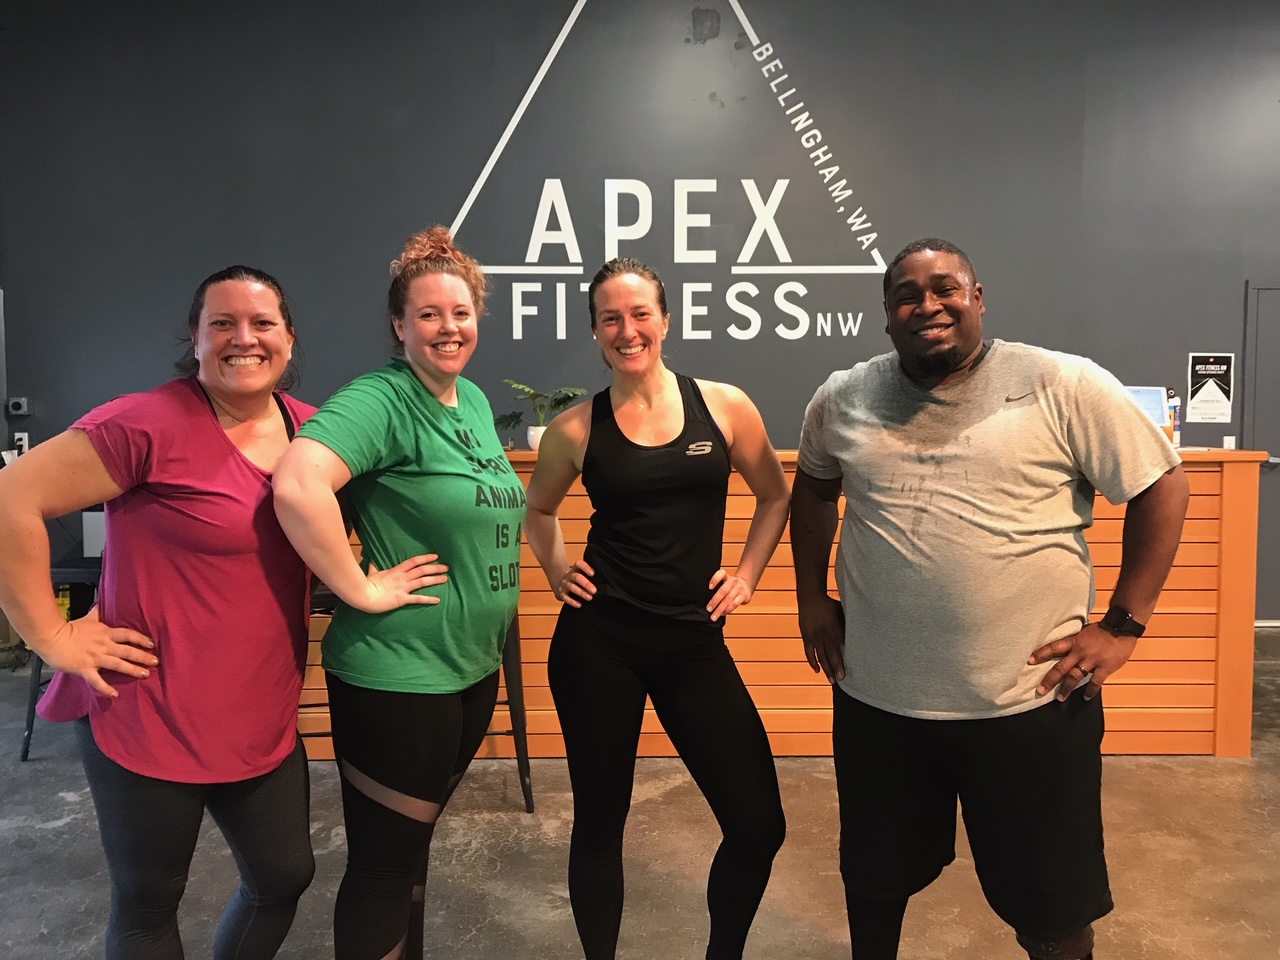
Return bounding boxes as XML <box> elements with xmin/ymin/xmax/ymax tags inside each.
<box><xmin>1017</xmin><ymin>923</ymin><xmax>1094</xmax><ymax>960</ymax></box>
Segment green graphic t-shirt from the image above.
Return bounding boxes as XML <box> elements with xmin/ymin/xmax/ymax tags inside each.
<box><xmin>297</xmin><ymin>360</ymin><xmax>526</xmax><ymax>693</ymax></box>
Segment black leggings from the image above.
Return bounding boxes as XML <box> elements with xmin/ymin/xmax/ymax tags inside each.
<box><xmin>326</xmin><ymin>669</ymin><xmax>500</xmax><ymax>960</ymax></box>
<box><xmin>75</xmin><ymin>719</ymin><xmax>315</xmax><ymax>960</ymax></box>
<box><xmin>548</xmin><ymin>603</ymin><xmax>786</xmax><ymax>960</ymax></box>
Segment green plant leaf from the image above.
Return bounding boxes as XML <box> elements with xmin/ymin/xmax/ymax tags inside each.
<box><xmin>498</xmin><ymin>382</ymin><xmax>587</xmax><ymax>426</ymax></box>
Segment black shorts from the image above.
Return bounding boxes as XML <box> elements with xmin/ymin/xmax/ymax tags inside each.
<box><xmin>832</xmin><ymin>687</ymin><xmax>1113</xmax><ymax>940</ymax></box>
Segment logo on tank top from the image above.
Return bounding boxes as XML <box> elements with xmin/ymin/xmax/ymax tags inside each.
<box><xmin>685</xmin><ymin>441</ymin><xmax>715</xmax><ymax>456</ymax></box>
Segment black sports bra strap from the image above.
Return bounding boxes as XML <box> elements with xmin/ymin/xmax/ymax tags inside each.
<box><xmin>677</xmin><ymin>375</ymin><xmax>706</xmax><ymax>424</ymax></box>
<box><xmin>274</xmin><ymin>393</ymin><xmax>295</xmax><ymax>440</ymax></box>
<box><xmin>591</xmin><ymin>388</ymin><xmax>613</xmax><ymax>426</ymax></box>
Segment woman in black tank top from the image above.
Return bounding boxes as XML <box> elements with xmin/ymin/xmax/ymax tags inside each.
<box><xmin>524</xmin><ymin>258</ymin><xmax>791</xmax><ymax>960</ymax></box>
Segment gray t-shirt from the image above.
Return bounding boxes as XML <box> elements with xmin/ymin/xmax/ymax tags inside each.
<box><xmin>798</xmin><ymin>339</ymin><xmax>1181</xmax><ymax>719</ymax></box>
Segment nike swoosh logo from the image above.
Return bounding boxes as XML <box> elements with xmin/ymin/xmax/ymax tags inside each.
<box><xmin>1005</xmin><ymin>392</ymin><xmax>1033</xmax><ymax>402</ymax></box>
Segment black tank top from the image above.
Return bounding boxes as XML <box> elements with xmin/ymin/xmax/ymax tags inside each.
<box><xmin>580</xmin><ymin>374</ymin><xmax>732</xmax><ymax>624</ymax></box>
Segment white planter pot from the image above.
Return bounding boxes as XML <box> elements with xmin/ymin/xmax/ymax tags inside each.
<box><xmin>526</xmin><ymin>425</ymin><xmax>546</xmax><ymax>451</ymax></box>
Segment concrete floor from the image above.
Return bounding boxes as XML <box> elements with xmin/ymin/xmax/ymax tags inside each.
<box><xmin>2</xmin><ymin>638</ymin><xmax>1277</xmax><ymax>959</ymax></box>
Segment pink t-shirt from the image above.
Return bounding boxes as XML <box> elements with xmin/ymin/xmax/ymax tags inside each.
<box><xmin>40</xmin><ymin>377</ymin><xmax>316</xmax><ymax>782</ymax></box>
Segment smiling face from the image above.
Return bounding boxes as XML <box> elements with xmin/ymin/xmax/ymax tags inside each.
<box><xmin>193</xmin><ymin>279</ymin><xmax>295</xmax><ymax>401</ymax></box>
<box><xmin>883</xmin><ymin>248</ymin><xmax>986</xmax><ymax>385</ymax></box>
<box><xmin>591</xmin><ymin>273</ymin><xmax>670</xmax><ymax>376</ymax></box>
<box><xmin>392</xmin><ymin>271</ymin><xmax>478</xmax><ymax>399</ymax></box>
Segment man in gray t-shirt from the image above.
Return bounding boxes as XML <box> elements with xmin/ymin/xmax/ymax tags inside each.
<box><xmin>792</xmin><ymin>238</ymin><xmax>1188</xmax><ymax>960</ymax></box>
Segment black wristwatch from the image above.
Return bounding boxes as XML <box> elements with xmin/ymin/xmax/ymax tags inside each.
<box><xmin>1100</xmin><ymin>605</ymin><xmax>1146</xmax><ymax>638</ymax></box>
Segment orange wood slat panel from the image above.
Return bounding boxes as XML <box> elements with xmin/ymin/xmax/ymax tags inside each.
<box><xmin>1093</xmin><ymin>495</ymin><xmax>1218</xmax><ymax>520</ymax></box>
<box><xmin>1132</xmin><ymin>613</ymin><xmax>1216</xmax><ymax>637</ymax></box>
<box><xmin>1105</xmin><ymin>660</ymin><xmax>1216</xmax><ymax>683</ymax></box>
<box><xmin>1092</xmin><ymin>590</ymin><xmax>1216</xmax><ymax>613</ymax></box>
<box><xmin>302</xmin><ymin>737</ymin><xmax>335</xmax><ymax>761</ymax></box>
<box><xmin>1088</xmin><ymin>541</ymin><xmax>1219</xmax><ymax>566</ymax></box>
<box><xmin>297</xmin><ymin>711</ymin><xmax>333</xmax><ymax>736</ymax></box>
<box><xmin>1214</xmin><ymin>461</ymin><xmax>1261</xmax><ymax>756</ymax></box>
<box><xmin>1181</xmin><ymin>469</ymin><xmax>1221</xmax><ymax>496</ymax></box>
<box><xmin>1094</xmin><ymin>567</ymin><xmax>1217</xmax><ymax>590</ymax></box>
<box><xmin>1102</xmin><ymin>708</ymin><xmax>1213</xmax><ymax>731</ymax></box>
<box><xmin>1099</xmin><ymin>731</ymin><xmax>1214</xmax><ymax>754</ymax></box>
<box><xmin>1087</xmin><ymin>519</ymin><xmax>1217</xmax><ymax>543</ymax></box>
<box><xmin>1100</xmin><ymin>684</ymin><xmax>1214</xmax><ymax>708</ymax></box>
<box><xmin>1127</xmin><ymin>637</ymin><xmax>1215</xmax><ymax>660</ymax></box>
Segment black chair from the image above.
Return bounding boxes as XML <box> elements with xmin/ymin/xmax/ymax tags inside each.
<box><xmin>496</xmin><ymin>616</ymin><xmax>535</xmax><ymax>813</ymax></box>
<box><xmin>22</xmin><ymin>559</ymin><xmax>101</xmax><ymax>761</ymax></box>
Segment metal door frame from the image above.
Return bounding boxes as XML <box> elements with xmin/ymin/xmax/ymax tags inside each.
<box><xmin>1241</xmin><ymin>280</ymin><xmax>1280</xmax><ymax>451</ymax></box>
<box><xmin>1241</xmin><ymin>280</ymin><xmax>1280</xmax><ymax>626</ymax></box>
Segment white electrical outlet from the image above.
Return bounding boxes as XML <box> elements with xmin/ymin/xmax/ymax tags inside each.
<box><xmin>1222</xmin><ymin>435</ymin><xmax>1237</xmax><ymax>450</ymax></box>
<box><xmin>13</xmin><ymin>432</ymin><xmax>28</xmax><ymax>454</ymax></box>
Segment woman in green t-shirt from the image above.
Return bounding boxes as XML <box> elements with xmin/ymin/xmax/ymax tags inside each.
<box><xmin>274</xmin><ymin>227</ymin><xmax>525</xmax><ymax>960</ymax></box>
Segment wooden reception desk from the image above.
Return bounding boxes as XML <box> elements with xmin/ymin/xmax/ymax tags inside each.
<box><xmin>301</xmin><ymin>449</ymin><xmax>1265</xmax><ymax>759</ymax></box>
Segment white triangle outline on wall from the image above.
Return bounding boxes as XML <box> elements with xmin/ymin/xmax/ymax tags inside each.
<box><xmin>450</xmin><ymin>0</ymin><xmax>886</xmax><ymax>275</ymax></box>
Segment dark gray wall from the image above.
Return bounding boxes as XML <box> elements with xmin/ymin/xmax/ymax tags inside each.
<box><xmin>3</xmin><ymin>0</ymin><xmax>1279</xmax><ymax>600</ymax></box>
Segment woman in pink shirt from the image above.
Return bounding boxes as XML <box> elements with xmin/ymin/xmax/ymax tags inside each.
<box><xmin>0</xmin><ymin>266</ymin><xmax>331</xmax><ymax>960</ymax></box>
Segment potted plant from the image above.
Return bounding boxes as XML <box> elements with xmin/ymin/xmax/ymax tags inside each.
<box><xmin>493</xmin><ymin>380</ymin><xmax>587</xmax><ymax>451</ymax></box>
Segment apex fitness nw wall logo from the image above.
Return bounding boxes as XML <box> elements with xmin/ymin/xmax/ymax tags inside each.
<box><xmin>448</xmin><ymin>0</ymin><xmax>887</xmax><ymax>343</ymax></box>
